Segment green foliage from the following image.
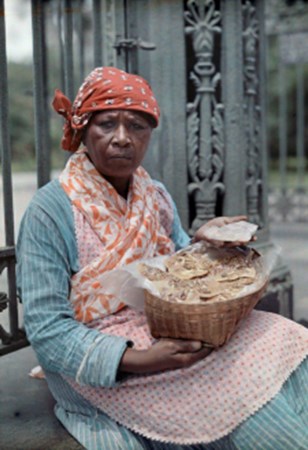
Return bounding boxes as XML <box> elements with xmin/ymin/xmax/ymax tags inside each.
<box><xmin>8</xmin><ymin>63</ymin><xmax>35</xmax><ymax>164</ymax></box>
<box><xmin>7</xmin><ymin>61</ymin><xmax>65</xmax><ymax>172</ymax></box>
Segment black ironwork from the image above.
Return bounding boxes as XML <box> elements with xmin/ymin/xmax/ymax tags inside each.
<box><xmin>185</xmin><ymin>0</ymin><xmax>225</xmax><ymax>234</ymax></box>
<box><xmin>0</xmin><ymin>292</ymin><xmax>8</xmax><ymax>312</ymax></box>
<box><xmin>0</xmin><ymin>0</ymin><xmax>28</xmax><ymax>355</ymax></box>
<box><xmin>114</xmin><ymin>37</ymin><xmax>156</xmax><ymax>53</ymax></box>
<box><xmin>31</xmin><ymin>0</ymin><xmax>51</xmax><ymax>188</ymax></box>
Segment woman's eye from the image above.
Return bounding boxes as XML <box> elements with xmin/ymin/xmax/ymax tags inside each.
<box><xmin>131</xmin><ymin>122</ymin><xmax>145</xmax><ymax>130</ymax></box>
<box><xmin>100</xmin><ymin>121</ymin><xmax>114</xmax><ymax>129</ymax></box>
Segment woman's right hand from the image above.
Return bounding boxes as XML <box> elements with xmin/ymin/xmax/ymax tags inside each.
<box><xmin>119</xmin><ymin>338</ymin><xmax>212</xmax><ymax>374</ymax></box>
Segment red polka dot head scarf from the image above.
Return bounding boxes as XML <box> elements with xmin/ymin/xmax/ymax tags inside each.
<box><xmin>52</xmin><ymin>66</ymin><xmax>160</xmax><ymax>152</ymax></box>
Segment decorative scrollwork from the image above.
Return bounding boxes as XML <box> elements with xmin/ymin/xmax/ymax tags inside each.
<box><xmin>185</xmin><ymin>0</ymin><xmax>221</xmax><ymax>75</ymax></box>
<box><xmin>185</xmin><ymin>0</ymin><xmax>225</xmax><ymax>234</ymax></box>
<box><xmin>187</xmin><ymin>111</ymin><xmax>200</xmax><ymax>183</ymax></box>
<box><xmin>243</xmin><ymin>1</ymin><xmax>262</xmax><ymax>225</ymax></box>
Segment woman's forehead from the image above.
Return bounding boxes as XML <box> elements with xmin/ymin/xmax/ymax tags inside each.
<box><xmin>92</xmin><ymin>109</ymin><xmax>154</xmax><ymax>125</ymax></box>
<box><xmin>95</xmin><ymin>109</ymin><xmax>142</xmax><ymax>117</ymax></box>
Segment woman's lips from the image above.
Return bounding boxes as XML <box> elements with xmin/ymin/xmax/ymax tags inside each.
<box><xmin>110</xmin><ymin>154</ymin><xmax>132</xmax><ymax>160</ymax></box>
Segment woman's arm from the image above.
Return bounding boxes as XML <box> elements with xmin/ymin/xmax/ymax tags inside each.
<box><xmin>17</xmin><ymin>197</ymin><xmax>130</xmax><ymax>388</ymax></box>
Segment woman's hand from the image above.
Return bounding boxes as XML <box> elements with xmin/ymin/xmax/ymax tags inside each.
<box><xmin>193</xmin><ymin>215</ymin><xmax>256</xmax><ymax>248</ymax></box>
<box><xmin>119</xmin><ymin>338</ymin><xmax>212</xmax><ymax>374</ymax></box>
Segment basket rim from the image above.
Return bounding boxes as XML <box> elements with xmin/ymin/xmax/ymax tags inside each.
<box><xmin>144</xmin><ymin>276</ymin><xmax>269</xmax><ymax>309</ymax></box>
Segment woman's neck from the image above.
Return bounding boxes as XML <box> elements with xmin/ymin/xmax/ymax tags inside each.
<box><xmin>85</xmin><ymin>152</ymin><xmax>131</xmax><ymax>199</ymax></box>
<box><xmin>105</xmin><ymin>175</ymin><xmax>130</xmax><ymax>199</ymax></box>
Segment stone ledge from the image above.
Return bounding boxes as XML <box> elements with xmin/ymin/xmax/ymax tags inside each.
<box><xmin>0</xmin><ymin>346</ymin><xmax>83</xmax><ymax>450</ymax></box>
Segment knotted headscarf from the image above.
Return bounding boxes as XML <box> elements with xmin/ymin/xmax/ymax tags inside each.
<box><xmin>52</xmin><ymin>67</ymin><xmax>160</xmax><ymax>152</ymax></box>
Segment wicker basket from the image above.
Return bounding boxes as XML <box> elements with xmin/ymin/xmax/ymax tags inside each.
<box><xmin>144</xmin><ymin>278</ymin><xmax>268</xmax><ymax>348</ymax></box>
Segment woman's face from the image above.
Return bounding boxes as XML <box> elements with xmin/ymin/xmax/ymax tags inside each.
<box><xmin>83</xmin><ymin>109</ymin><xmax>153</xmax><ymax>183</ymax></box>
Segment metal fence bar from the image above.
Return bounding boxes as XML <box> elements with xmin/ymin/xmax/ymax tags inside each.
<box><xmin>58</xmin><ymin>0</ymin><xmax>66</xmax><ymax>92</ymax></box>
<box><xmin>93</xmin><ymin>0</ymin><xmax>103</xmax><ymax>67</ymax></box>
<box><xmin>0</xmin><ymin>0</ymin><xmax>15</xmax><ymax>248</ymax></box>
<box><xmin>221</xmin><ymin>0</ymin><xmax>247</xmax><ymax>216</ymax></box>
<box><xmin>63</xmin><ymin>0</ymin><xmax>75</xmax><ymax>100</ymax></box>
<box><xmin>0</xmin><ymin>0</ymin><xmax>27</xmax><ymax>355</ymax></box>
<box><xmin>76</xmin><ymin>0</ymin><xmax>86</xmax><ymax>84</ymax></box>
<box><xmin>278</xmin><ymin>60</ymin><xmax>287</xmax><ymax>196</ymax></box>
<box><xmin>257</xmin><ymin>0</ymin><xmax>270</xmax><ymax>239</ymax></box>
<box><xmin>31</xmin><ymin>0</ymin><xmax>51</xmax><ymax>188</ymax></box>
<box><xmin>268</xmin><ymin>32</ymin><xmax>308</xmax><ymax>223</ymax></box>
<box><xmin>296</xmin><ymin>63</ymin><xmax>305</xmax><ymax>191</ymax></box>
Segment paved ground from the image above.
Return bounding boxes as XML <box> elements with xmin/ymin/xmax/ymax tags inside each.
<box><xmin>0</xmin><ymin>175</ymin><xmax>83</xmax><ymax>449</ymax></box>
<box><xmin>0</xmin><ymin>173</ymin><xmax>307</xmax><ymax>449</ymax></box>
<box><xmin>0</xmin><ymin>347</ymin><xmax>83</xmax><ymax>450</ymax></box>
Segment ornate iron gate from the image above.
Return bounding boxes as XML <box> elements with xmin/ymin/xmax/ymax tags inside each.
<box><xmin>0</xmin><ymin>0</ymin><xmax>295</xmax><ymax>355</ymax></box>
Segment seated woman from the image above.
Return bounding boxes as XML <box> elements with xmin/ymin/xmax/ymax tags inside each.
<box><xmin>17</xmin><ymin>67</ymin><xmax>308</xmax><ymax>450</ymax></box>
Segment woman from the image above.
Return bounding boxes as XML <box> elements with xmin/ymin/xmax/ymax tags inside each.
<box><xmin>17</xmin><ymin>67</ymin><xmax>308</xmax><ymax>450</ymax></box>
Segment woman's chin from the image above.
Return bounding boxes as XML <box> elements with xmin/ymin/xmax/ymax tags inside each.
<box><xmin>100</xmin><ymin>163</ymin><xmax>137</xmax><ymax>180</ymax></box>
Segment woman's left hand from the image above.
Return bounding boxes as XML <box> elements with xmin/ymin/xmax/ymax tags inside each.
<box><xmin>193</xmin><ymin>215</ymin><xmax>257</xmax><ymax>248</ymax></box>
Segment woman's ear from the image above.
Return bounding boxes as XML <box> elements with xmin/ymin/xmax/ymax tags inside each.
<box><xmin>82</xmin><ymin>113</ymin><xmax>94</xmax><ymax>145</ymax></box>
<box><xmin>81</xmin><ymin>128</ymin><xmax>87</xmax><ymax>145</ymax></box>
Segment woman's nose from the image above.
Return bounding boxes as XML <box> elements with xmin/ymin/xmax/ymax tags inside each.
<box><xmin>112</xmin><ymin>124</ymin><xmax>131</xmax><ymax>146</ymax></box>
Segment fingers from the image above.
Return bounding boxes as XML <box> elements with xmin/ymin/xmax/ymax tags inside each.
<box><xmin>148</xmin><ymin>339</ymin><xmax>213</xmax><ymax>371</ymax></box>
<box><xmin>219</xmin><ymin>235</ymin><xmax>258</xmax><ymax>248</ymax></box>
<box><xmin>172</xmin><ymin>339</ymin><xmax>203</xmax><ymax>353</ymax></box>
<box><xmin>225</xmin><ymin>215</ymin><xmax>247</xmax><ymax>224</ymax></box>
<box><xmin>223</xmin><ymin>240</ymin><xmax>249</xmax><ymax>248</ymax></box>
<box><xmin>206</xmin><ymin>239</ymin><xmax>226</xmax><ymax>248</ymax></box>
<box><xmin>175</xmin><ymin>345</ymin><xmax>213</xmax><ymax>367</ymax></box>
<box><xmin>161</xmin><ymin>338</ymin><xmax>202</xmax><ymax>353</ymax></box>
<box><xmin>194</xmin><ymin>346</ymin><xmax>213</xmax><ymax>360</ymax></box>
<box><xmin>164</xmin><ymin>339</ymin><xmax>212</xmax><ymax>362</ymax></box>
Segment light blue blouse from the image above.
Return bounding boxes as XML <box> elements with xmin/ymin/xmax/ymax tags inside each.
<box><xmin>17</xmin><ymin>178</ymin><xmax>190</xmax><ymax>387</ymax></box>
<box><xmin>16</xmin><ymin>179</ymin><xmax>308</xmax><ymax>450</ymax></box>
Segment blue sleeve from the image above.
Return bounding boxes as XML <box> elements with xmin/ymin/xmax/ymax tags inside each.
<box><xmin>153</xmin><ymin>179</ymin><xmax>190</xmax><ymax>250</ymax></box>
<box><xmin>170</xmin><ymin>199</ymin><xmax>191</xmax><ymax>250</ymax></box>
<box><xmin>16</xmin><ymin>188</ymin><xmax>129</xmax><ymax>388</ymax></box>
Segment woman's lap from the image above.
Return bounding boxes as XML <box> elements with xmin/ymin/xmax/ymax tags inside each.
<box><xmin>230</xmin><ymin>356</ymin><xmax>308</xmax><ymax>450</ymax></box>
<box><xmin>56</xmin><ymin>357</ymin><xmax>308</xmax><ymax>450</ymax></box>
<box><xmin>55</xmin><ymin>404</ymin><xmax>146</xmax><ymax>450</ymax></box>
<box><xmin>100</xmin><ymin>357</ymin><xmax>308</xmax><ymax>450</ymax></box>
<box><xmin>130</xmin><ymin>357</ymin><xmax>308</xmax><ymax>450</ymax></box>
